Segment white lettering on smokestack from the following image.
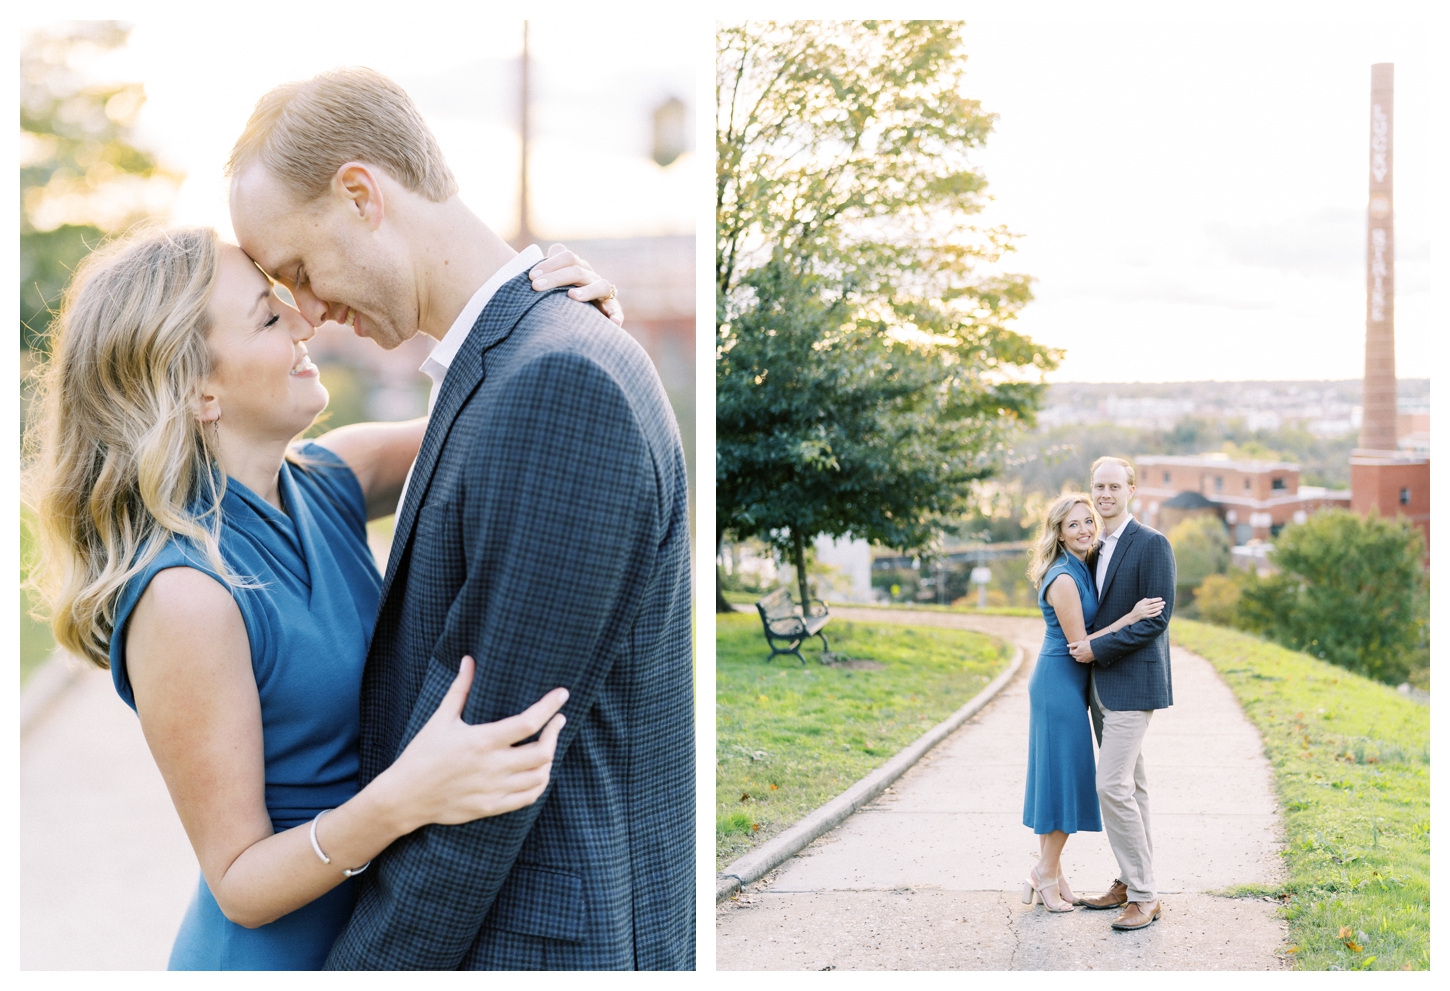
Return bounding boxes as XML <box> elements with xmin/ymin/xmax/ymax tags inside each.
<box><xmin>1359</xmin><ymin>64</ymin><xmax>1396</xmax><ymax>454</ymax></box>
<box><xmin>1371</xmin><ymin>103</ymin><xmax>1390</xmax><ymax>182</ymax></box>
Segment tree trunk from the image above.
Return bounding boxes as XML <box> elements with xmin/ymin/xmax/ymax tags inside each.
<box><xmin>793</xmin><ymin>527</ymin><xmax>811</xmax><ymax>615</ymax></box>
<box><xmin>716</xmin><ymin>520</ymin><xmax>736</xmax><ymax>613</ymax></box>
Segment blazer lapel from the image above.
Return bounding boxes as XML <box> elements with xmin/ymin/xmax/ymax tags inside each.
<box><xmin>377</xmin><ymin>275</ymin><xmax>572</xmax><ymax>605</ymax></box>
<box><xmin>1097</xmin><ymin>518</ymin><xmax>1140</xmax><ymax>602</ymax></box>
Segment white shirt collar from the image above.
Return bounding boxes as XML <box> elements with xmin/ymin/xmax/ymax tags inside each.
<box><xmin>419</xmin><ymin>244</ymin><xmax>544</xmax><ymax>386</ymax></box>
<box><xmin>1104</xmin><ymin>513</ymin><xmax>1135</xmax><ymax>543</ymax></box>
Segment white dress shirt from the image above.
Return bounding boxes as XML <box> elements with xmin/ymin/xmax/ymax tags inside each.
<box><xmin>1095</xmin><ymin>513</ymin><xmax>1135</xmax><ymax>591</ymax></box>
<box><xmin>394</xmin><ymin>245</ymin><xmax>544</xmax><ymax>515</ymax></box>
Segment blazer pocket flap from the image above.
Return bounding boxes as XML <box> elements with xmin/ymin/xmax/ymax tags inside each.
<box><xmin>483</xmin><ymin>865</ymin><xmax>585</xmax><ymax>943</ymax></box>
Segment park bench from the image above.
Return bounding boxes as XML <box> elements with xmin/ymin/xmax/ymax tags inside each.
<box><xmin>755</xmin><ymin>586</ymin><xmax>831</xmax><ymax>663</ymax></box>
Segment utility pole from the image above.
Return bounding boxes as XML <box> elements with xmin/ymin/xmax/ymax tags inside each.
<box><xmin>514</xmin><ymin>21</ymin><xmax>533</xmax><ymax>249</ymax></box>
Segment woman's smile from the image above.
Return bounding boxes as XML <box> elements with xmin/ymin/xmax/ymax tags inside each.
<box><xmin>290</xmin><ymin>349</ymin><xmax>318</xmax><ymax>377</ymax></box>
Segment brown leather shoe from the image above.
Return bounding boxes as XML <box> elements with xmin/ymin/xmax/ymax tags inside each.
<box><xmin>1076</xmin><ymin>879</ymin><xmax>1128</xmax><ymax>909</ymax></box>
<box><xmin>1111</xmin><ymin>900</ymin><xmax>1162</xmax><ymax>930</ymax></box>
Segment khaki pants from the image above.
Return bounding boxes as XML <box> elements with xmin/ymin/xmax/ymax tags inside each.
<box><xmin>1090</xmin><ymin>674</ymin><xmax>1156</xmax><ymax>903</ymax></box>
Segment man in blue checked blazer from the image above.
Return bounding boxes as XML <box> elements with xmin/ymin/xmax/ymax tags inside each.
<box><xmin>1067</xmin><ymin>456</ymin><xmax>1175</xmax><ymax>934</ymax></box>
<box><xmin>229</xmin><ymin>69</ymin><xmax>693</xmax><ymax>970</ymax></box>
<box><xmin>332</xmin><ymin>276</ymin><xmax>693</xmax><ymax>970</ymax></box>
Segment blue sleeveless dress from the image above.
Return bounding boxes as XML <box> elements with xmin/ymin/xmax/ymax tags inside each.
<box><xmin>108</xmin><ymin>443</ymin><xmax>382</xmax><ymax>970</ymax></box>
<box><xmin>1022</xmin><ymin>552</ymin><xmax>1103</xmax><ymax>835</ymax></box>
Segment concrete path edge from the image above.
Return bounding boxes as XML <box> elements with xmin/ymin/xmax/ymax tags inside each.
<box><xmin>20</xmin><ymin>650</ymin><xmax>86</xmax><ymax>738</ymax></box>
<box><xmin>716</xmin><ymin>640</ymin><xmax>1027</xmax><ymax>903</ymax></box>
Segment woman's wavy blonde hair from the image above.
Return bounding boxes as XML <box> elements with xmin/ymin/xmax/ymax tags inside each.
<box><xmin>1026</xmin><ymin>493</ymin><xmax>1101</xmax><ymax>589</ymax></box>
<box><xmin>23</xmin><ymin>224</ymin><xmax>248</xmax><ymax>669</ymax></box>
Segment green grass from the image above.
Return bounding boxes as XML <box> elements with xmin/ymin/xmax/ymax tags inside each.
<box><xmin>1172</xmin><ymin>618</ymin><xmax>1429</xmax><ymax>971</ymax></box>
<box><xmin>827</xmin><ymin>600</ymin><xmax>1040</xmax><ymax>619</ymax></box>
<box><xmin>20</xmin><ymin>510</ymin><xmax>57</xmax><ymax>685</ymax></box>
<box><xmin>720</xmin><ymin>588</ymin><xmax>1037</xmax><ymax>619</ymax></box>
<box><xmin>717</xmin><ymin>612</ymin><xmax>1013</xmax><ymax>869</ymax></box>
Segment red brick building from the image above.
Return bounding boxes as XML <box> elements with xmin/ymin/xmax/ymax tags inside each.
<box><xmin>1350</xmin><ymin>452</ymin><xmax>1430</xmax><ymax>549</ymax></box>
<box><xmin>1133</xmin><ymin>454</ymin><xmax>1351</xmax><ymax>544</ymax></box>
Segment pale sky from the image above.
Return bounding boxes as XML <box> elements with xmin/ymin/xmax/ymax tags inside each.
<box><xmin>25</xmin><ymin>6</ymin><xmax>1446</xmax><ymax>385</ymax></box>
<box><xmin>23</xmin><ymin>12</ymin><xmax>697</xmax><ymax>243</ymax></box>
<box><xmin>955</xmin><ymin>7</ymin><xmax>1446</xmax><ymax>382</ymax></box>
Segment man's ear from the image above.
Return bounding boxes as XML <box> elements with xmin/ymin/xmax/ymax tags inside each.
<box><xmin>334</xmin><ymin>163</ymin><xmax>385</xmax><ymax>231</ymax></box>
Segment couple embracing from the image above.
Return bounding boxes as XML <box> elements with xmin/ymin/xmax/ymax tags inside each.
<box><xmin>1022</xmin><ymin>457</ymin><xmax>1177</xmax><ymax>932</ymax></box>
<box><xmin>27</xmin><ymin>68</ymin><xmax>694</xmax><ymax>970</ymax></box>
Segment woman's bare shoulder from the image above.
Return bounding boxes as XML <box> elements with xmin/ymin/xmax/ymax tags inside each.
<box><xmin>129</xmin><ymin>567</ymin><xmax>246</xmax><ymax>663</ymax></box>
<box><xmin>1045</xmin><ymin>570</ymin><xmax>1079</xmax><ymax>601</ymax></box>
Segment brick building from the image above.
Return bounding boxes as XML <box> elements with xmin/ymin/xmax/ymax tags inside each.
<box><xmin>1350</xmin><ymin>451</ymin><xmax>1430</xmax><ymax>548</ymax></box>
<box><xmin>1133</xmin><ymin>454</ymin><xmax>1351</xmax><ymax>544</ymax></box>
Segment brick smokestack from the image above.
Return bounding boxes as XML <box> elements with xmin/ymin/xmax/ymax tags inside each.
<box><xmin>1359</xmin><ymin>63</ymin><xmax>1396</xmax><ymax>453</ymax></box>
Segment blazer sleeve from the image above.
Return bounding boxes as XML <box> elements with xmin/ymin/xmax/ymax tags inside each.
<box><xmin>325</xmin><ymin>351</ymin><xmax>660</xmax><ymax>970</ymax></box>
<box><xmin>1091</xmin><ymin>531</ymin><xmax>1176</xmax><ymax>666</ymax></box>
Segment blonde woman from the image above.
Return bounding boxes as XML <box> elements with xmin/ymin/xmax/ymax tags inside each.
<box><xmin>24</xmin><ymin>225</ymin><xmax>619</xmax><ymax>969</ymax></box>
<box><xmin>1021</xmin><ymin>494</ymin><xmax>1163</xmax><ymax>912</ymax></box>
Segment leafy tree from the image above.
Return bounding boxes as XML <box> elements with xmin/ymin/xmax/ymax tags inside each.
<box><xmin>1237</xmin><ymin>510</ymin><xmax>1426</xmax><ymax>684</ymax></box>
<box><xmin>1195</xmin><ymin>571</ymin><xmax>1246</xmax><ymax>627</ymax></box>
<box><xmin>716</xmin><ymin>21</ymin><xmax>1057</xmax><ymax>611</ymax></box>
<box><xmin>21</xmin><ymin>21</ymin><xmax>180</xmax><ymax>352</ymax></box>
<box><xmin>1168</xmin><ymin>513</ymin><xmax>1231</xmax><ymax>605</ymax></box>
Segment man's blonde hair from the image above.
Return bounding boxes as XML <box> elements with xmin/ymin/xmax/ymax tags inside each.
<box><xmin>1089</xmin><ymin>455</ymin><xmax>1136</xmax><ymax>487</ymax></box>
<box><xmin>226</xmin><ymin>66</ymin><xmax>458</xmax><ymax>203</ymax></box>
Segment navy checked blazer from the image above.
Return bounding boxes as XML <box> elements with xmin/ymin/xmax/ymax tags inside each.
<box><xmin>324</xmin><ymin>274</ymin><xmax>694</xmax><ymax>970</ymax></box>
<box><xmin>1087</xmin><ymin>518</ymin><xmax>1176</xmax><ymax>712</ymax></box>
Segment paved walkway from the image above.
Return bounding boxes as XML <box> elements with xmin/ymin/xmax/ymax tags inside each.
<box><xmin>718</xmin><ymin>610</ymin><xmax>1290</xmax><ymax>970</ymax></box>
<box><xmin>21</xmin><ymin>660</ymin><xmax>198</xmax><ymax>970</ymax></box>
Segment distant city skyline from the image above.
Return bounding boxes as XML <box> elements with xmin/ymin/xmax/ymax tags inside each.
<box><xmin>1038</xmin><ymin>377</ymin><xmax>1429</xmax><ymax>438</ymax></box>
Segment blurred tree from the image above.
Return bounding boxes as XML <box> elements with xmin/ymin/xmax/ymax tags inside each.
<box><xmin>1167</xmin><ymin>514</ymin><xmax>1231</xmax><ymax>608</ymax></box>
<box><xmin>21</xmin><ymin>20</ymin><xmax>181</xmax><ymax>353</ymax></box>
<box><xmin>716</xmin><ymin>20</ymin><xmax>1057</xmax><ymax>611</ymax></box>
<box><xmin>1237</xmin><ymin>509</ymin><xmax>1426</xmax><ymax>684</ymax></box>
<box><xmin>1195</xmin><ymin>571</ymin><xmax>1246</xmax><ymax>628</ymax></box>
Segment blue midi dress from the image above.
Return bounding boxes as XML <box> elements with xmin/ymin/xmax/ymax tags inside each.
<box><xmin>108</xmin><ymin>443</ymin><xmax>382</xmax><ymax>970</ymax></box>
<box><xmin>1022</xmin><ymin>552</ymin><xmax>1103</xmax><ymax>835</ymax></box>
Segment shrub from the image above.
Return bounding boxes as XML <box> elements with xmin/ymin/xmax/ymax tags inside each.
<box><xmin>1195</xmin><ymin>571</ymin><xmax>1245</xmax><ymax>627</ymax></box>
<box><xmin>1237</xmin><ymin>510</ymin><xmax>1426</xmax><ymax>684</ymax></box>
<box><xmin>1168</xmin><ymin>513</ymin><xmax>1232</xmax><ymax>586</ymax></box>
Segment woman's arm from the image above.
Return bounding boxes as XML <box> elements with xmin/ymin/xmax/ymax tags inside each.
<box><xmin>313</xmin><ymin>417</ymin><xmax>426</xmax><ymax>521</ymax></box>
<box><xmin>127</xmin><ymin>567</ymin><xmax>566</xmax><ymax>929</ymax></box>
<box><xmin>1086</xmin><ymin>596</ymin><xmax>1165</xmax><ymax>641</ymax></box>
<box><xmin>1045</xmin><ymin>573</ymin><xmax>1088</xmax><ymax>642</ymax></box>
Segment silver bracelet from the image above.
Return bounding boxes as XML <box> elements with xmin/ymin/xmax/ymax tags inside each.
<box><xmin>309</xmin><ymin>809</ymin><xmax>372</xmax><ymax>877</ymax></box>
